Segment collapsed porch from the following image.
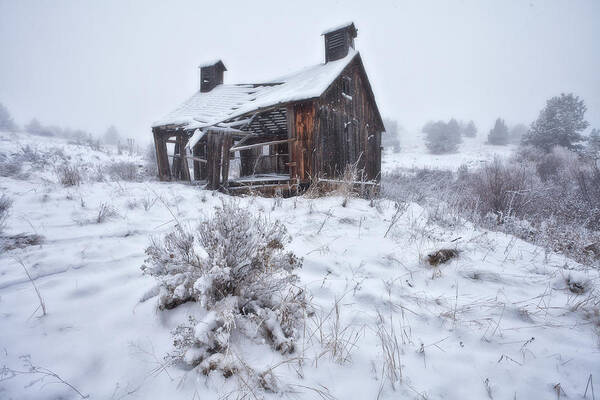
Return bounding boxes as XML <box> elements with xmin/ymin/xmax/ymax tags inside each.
<box><xmin>152</xmin><ymin>106</ymin><xmax>299</xmax><ymax>191</ymax></box>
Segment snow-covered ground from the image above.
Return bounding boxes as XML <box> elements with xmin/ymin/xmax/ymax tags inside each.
<box><xmin>383</xmin><ymin>130</ymin><xmax>516</xmax><ymax>172</ymax></box>
<box><xmin>1</xmin><ymin>131</ymin><xmax>598</xmax><ymax>399</ymax></box>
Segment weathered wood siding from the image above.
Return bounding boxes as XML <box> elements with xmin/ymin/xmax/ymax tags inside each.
<box><xmin>290</xmin><ymin>57</ymin><xmax>382</xmax><ymax>183</ymax></box>
<box><xmin>291</xmin><ymin>102</ymin><xmax>315</xmax><ymax>181</ymax></box>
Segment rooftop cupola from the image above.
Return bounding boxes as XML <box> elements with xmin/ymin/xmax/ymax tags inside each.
<box><xmin>199</xmin><ymin>60</ymin><xmax>227</xmax><ymax>92</ymax></box>
<box><xmin>322</xmin><ymin>22</ymin><xmax>357</xmax><ymax>63</ymax></box>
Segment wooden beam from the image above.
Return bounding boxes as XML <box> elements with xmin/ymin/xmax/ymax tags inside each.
<box><xmin>189</xmin><ymin>156</ymin><xmax>207</xmax><ymax>164</ymax></box>
<box><xmin>169</xmin><ymin>155</ymin><xmax>207</xmax><ymax>163</ymax></box>
<box><xmin>153</xmin><ymin>129</ymin><xmax>171</xmax><ymax>181</ymax></box>
<box><xmin>230</xmin><ymin>138</ymin><xmax>296</xmax><ymax>152</ymax></box>
<box><xmin>221</xmin><ymin>133</ymin><xmax>232</xmax><ymax>187</ymax></box>
<box><xmin>172</xmin><ymin>141</ymin><xmax>181</xmax><ymax>178</ymax></box>
<box><xmin>193</xmin><ymin>143</ymin><xmax>201</xmax><ymax>181</ymax></box>
<box><xmin>179</xmin><ymin>135</ymin><xmax>191</xmax><ymax>181</ymax></box>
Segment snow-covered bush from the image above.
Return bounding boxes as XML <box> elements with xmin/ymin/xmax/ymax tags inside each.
<box><xmin>107</xmin><ymin>161</ymin><xmax>139</xmax><ymax>181</ymax></box>
<box><xmin>0</xmin><ymin>153</ymin><xmax>23</xmax><ymax>177</ymax></box>
<box><xmin>142</xmin><ymin>200</ymin><xmax>306</xmax><ymax>374</ymax></box>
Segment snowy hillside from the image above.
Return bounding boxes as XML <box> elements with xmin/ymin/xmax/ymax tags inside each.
<box><xmin>1</xmin><ymin>131</ymin><xmax>598</xmax><ymax>399</ymax></box>
<box><xmin>383</xmin><ymin>130</ymin><xmax>516</xmax><ymax>172</ymax></box>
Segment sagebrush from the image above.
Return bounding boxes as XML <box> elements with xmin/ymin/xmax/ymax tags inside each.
<box><xmin>142</xmin><ymin>200</ymin><xmax>306</xmax><ymax>376</ymax></box>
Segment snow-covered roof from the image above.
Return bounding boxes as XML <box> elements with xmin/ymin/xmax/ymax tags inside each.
<box><xmin>321</xmin><ymin>22</ymin><xmax>356</xmax><ymax>35</ymax></box>
<box><xmin>198</xmin><ymin>59</ymin><xmax>226</xmax><ymax>69</ymax></box>
<box><xmin>153</xmin><ymin>49</ymin><xmax>359</xmax><ymax>130</ymax></box>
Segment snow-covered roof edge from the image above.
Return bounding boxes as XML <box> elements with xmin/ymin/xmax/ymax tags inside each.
<box><xmin>152</xmin><ymin>50</ymin><xmax>360</xmax><ymax>131</ymax></box>
<box><xmin>322</xmin><ymin>22</ymin><xmax>356</xmax><ymax>35</ymax></box>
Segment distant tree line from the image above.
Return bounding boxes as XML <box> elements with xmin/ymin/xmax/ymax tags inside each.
<box><xmin>0</xmin><ymin>101</ymin><xmax>131</xmax><ymax>151</ymax></box>
<box><xmin>421</xmin><ymin>93</ymin><xmax>597</xmax><ymax>157</ymax></box>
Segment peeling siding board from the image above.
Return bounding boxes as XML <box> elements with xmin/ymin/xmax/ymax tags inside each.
<box><xmin>293</xmin><ymin>102</ymin><xmax>315</xmax><ymax>181</ymax></box>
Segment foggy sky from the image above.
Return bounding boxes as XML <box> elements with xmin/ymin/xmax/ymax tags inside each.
<box><xmin>1</xmin><ymin>0</ymin><xmax>599</xmax><ymax>143</ymax></box>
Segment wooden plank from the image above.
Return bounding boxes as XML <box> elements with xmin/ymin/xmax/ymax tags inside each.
<box><xmin>213</xmin><ymin>134</ymin><xmax>223</xmax><ymax>189</ymax></box>
<box><xmin>179</xmin><ymin>135</ymin><xmax>191</xmax><ymax>181</ymax></box>
<box><xmin>153</xmin><ymin>129</ymin><xmax>171</xmax><ymax>181</ymax></box>
<box><xmin>189</xmin><ymin>156</ymin><xmax>207</xmax><ymax>163</ymax></box>
<box><xmin>287</xmin><ymin>104</ymin><xmax>296</xmax><ymax>179</ymax></box>
<box><xmin>230</xmin><ymin>138</ymin><xmax>296</xmax><ymax>152</ymax></box>
<box><xmin>168</xmin><ymin>154</ymin><xmax>207</xmax><ymax>163</ymax></box>
<box><xmin>221</xmin><ymin>133</ymin><xmax>232</xmax><ymax>187</ymax></box>
<box><xmin>192</xmin><ymin>143</ymin><xmax>200</xmax><ymax>181</ymax></box>
<box><xmin>206</xmin><ymin>134</ymin><xmax>214</xmax><ymax>188</ymax></box>
<box><xmin>172</xmin><ymin>141</ymin><xmax>181</xmax><ymax>178</ymax></box>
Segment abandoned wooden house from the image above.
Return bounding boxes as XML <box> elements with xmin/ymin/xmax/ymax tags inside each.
<box><xmin>152</xmin><ymin>22</ymin><xmax>384</xmax><ymax>193</ymax></box>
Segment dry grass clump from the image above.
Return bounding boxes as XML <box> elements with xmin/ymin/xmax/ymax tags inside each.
<box><xmin>96</xmin><ymin>203</ymin><xmax>118</xmax><ymax>223</ymax></box>
<box><xmin>303</xmin><ymin>161</ymin><xmax>379</xmax><ymax>207</ymax></box>
<box><xmin>56</xmin><ymin>164</ymin><xmax>83</xmax><ymax>186</ymax></box>
<box><xmin>0</xmin><ymin>153</ymin><xmax>24</xmax><ymax>178</ymax></box>
<box><xmin>309</xmin><ymin>297</ymin><xmax>363</xmax><ymax>365</ymax></box>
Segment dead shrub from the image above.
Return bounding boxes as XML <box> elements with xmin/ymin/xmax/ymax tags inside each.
<box><xmin>462</xmin><ymin>157</ymin><xmax>534</xmax><ymax>221</ymax></box>
<box><xmin>0</xmin><ymin>154</ymin><xmax>23</xmax><ymax>177</ymax></box>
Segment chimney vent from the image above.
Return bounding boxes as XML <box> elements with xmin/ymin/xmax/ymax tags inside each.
<box><xmin>323</xmin><ymin>23</ymin><xmax>357</xmax><ymax>63</ymax></box>
<box><xmin>199</xmin><ymin>60</ymin><xmax>227</xmax><ymax>92</ymax></box>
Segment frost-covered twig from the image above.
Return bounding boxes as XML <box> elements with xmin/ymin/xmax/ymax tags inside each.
<box><xmin>2</xmin><ymin>356</ymin><xmax>88</xmax><ymax>398</ymax></box>
<box><xmin>15</xmin><ymin>258</ymin><xmax>46</xmax><ymax>317</ymax></box>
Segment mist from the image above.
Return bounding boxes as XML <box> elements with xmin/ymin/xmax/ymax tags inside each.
<box><xmin>1</xmin><ymin>0</ymin><xmax>599</xmax><ymax>142</ymax></box>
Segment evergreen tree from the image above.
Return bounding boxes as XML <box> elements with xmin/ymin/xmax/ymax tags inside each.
<box><xmin>522</xmin><ymin>93</ymin><xmax>588</xmax><ymax>152</ymax></box>
<box><xmin>423</xmin><ymin>120</ymin><xmax>461</xmax><ymax>154</ymax></box>
<box><xmin>487</xmin><ymin>118</ymin><xmax>509</xmax><ymax>145</ymax></box>
<box><xmin>447</xmin><ymin>118</ymin><xmax>462</xmax><ymax>143</ymax></box>
<box><xmin>0</xmin><ymin>102</ymin><xmax>18</xmax><ymax>132</ymax></box>
<box><xmin>463</xmin><ymin>120</ymin><xmax>477</xmax><ymax>138</ymax></box>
